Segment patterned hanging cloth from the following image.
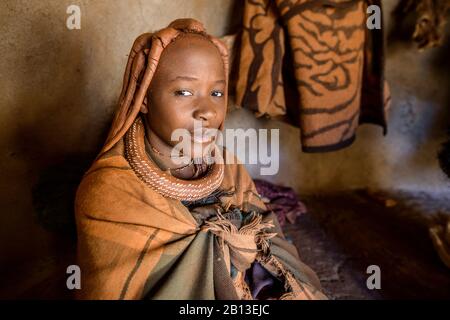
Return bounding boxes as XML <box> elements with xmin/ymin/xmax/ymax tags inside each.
<box><xmin>233</xmin><ymin>0</ymin><xmax>391</xmax><ymax>152</ymax></box>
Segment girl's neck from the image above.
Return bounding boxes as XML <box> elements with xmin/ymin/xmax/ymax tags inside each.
<box><xmin>141</xmin><ymin>117</ymin><xmax>208</xmax><ymax>180</ymax></box>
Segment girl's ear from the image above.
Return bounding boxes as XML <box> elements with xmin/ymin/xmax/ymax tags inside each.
<box><xmin>140</xmin><ymin>96</ymin><xmax>148</xmax><ymax>113</ymax></box>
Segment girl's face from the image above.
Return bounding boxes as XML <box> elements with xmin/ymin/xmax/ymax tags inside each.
<box><xmin>142</xmin><ymin>33</ymin><xmax>227</xmax><ymax>157</ymax></box>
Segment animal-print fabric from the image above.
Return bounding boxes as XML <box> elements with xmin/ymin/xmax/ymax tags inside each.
<box><xmin>235</xmin><ymin>0</ymin><xmax>389</xmax><ymax>152</ymax></box>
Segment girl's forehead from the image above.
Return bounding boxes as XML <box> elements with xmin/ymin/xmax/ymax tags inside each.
<box><xmin>162</xmin><ymin>33</ymin><xmax>222</xmax><ymax>62</ymax></box>
<box><xmin>155</xmin><ymin>35</ymin><xmax>225</xmax><ymax>77</ymax></box>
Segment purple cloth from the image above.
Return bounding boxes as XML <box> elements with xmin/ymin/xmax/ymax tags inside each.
<box><xmin>245</xmin><ymin>262</ymin><xmax>284</xmax><ymax>299</ymax></box>
<box><xmin>254</xmin><ymin>179</ymin><xmax>307</xmax><ymax>226</ymax></box>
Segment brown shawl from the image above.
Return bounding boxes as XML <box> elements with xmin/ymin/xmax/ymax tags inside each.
<box><xmin>75</xmin><ymin>138</ymin><xmax>326</xmax><ymax>299</ymax></box>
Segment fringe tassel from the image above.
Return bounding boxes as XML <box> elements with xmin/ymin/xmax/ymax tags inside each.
<box><xmin>203</xmin><ymin>209</ymin><xmax>278</xmax><ymax>299</ymax></box>
<box><xmin>233</xmin><ymin>271</ymin><xmax>253</xmax><ymax>300</ymax></box>
<box><xmin>203</xmin><ymin>209</ymin><xmax>277</xmax><ymax>255</ymax></box>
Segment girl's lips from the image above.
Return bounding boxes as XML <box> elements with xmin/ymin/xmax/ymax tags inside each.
<box><xmin>191</xmin><ymin>129</ymin><xmax>216</xmax><ymax>143</ymax></box>
<box><xmin>191</xmin><ymin>135</ymin><xmax>214</xmax><ymax>144</ymax></box>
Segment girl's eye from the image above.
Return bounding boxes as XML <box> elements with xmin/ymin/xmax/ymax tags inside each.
<box><xmin>174</xmin><ymin>90</ymin><xmax>193</xmax><ymax>97</ymax></box>
<box><xmin>211</xmin><ymin>91</ymin><xmax>224</xmax><ymax>97</ymax></box>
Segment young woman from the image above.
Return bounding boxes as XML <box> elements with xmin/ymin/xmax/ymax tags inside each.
<box><xmin>74</xmin><ymin>18</ymin><xmax>326</xmax><ymax>300</ymax></box>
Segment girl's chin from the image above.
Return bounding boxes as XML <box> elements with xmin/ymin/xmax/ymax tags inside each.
<box><xmin>187</xmin><ymin>141</ymin><xmax>216</xmax><ymax>158</ymax></box>
<box><xmin>165</xmin><ymin>138</ymin><xmax>216</xmax><ymax>160</ymax></box>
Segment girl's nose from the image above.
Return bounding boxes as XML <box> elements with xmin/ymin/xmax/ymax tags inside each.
<box><xmin>193</xmin><ymin>101</ymin><xmax>216</xmax><ymax>124</ymax></box>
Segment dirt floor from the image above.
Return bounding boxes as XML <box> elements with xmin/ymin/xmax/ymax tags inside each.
<box><xmin>283</xmin><ymin>190</ymin><xmax>450</xmax><ymax>300</ymax></box>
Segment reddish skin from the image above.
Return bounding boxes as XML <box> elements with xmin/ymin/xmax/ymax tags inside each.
<box><xmin>140</xmin><ymin>33</ymin><xmax>227</xmax><ymax>179</ymax></box>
